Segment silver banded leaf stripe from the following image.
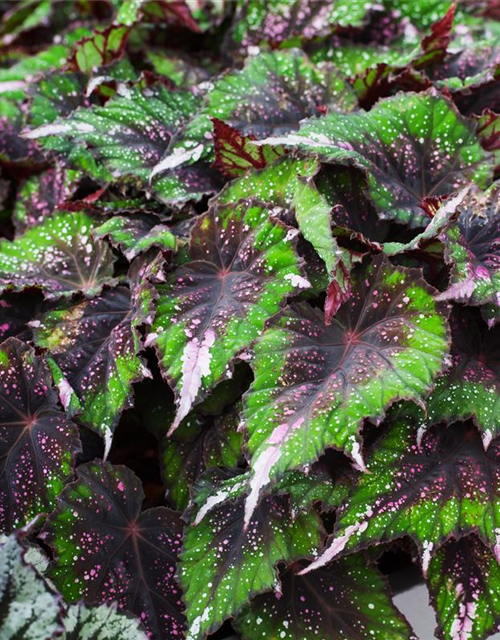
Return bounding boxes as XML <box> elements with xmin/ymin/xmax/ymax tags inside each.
<box><xmin>243</xmin><ymin>256</ymin><xmax>449</xmax><ymax>524</ymax></box>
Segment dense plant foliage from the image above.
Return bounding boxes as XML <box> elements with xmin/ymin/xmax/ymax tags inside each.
<box><xmin>3</xmin><ymin>1</ymin><xmax>500</xmax><ymax>639</ymax></box>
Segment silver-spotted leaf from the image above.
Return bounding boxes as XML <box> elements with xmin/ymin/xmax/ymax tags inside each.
<box><xmin>43</xmin><ymin>461</ymin><xmax>185</xmax><ymax>640</ymax></box>
<box><xmin>180</xmin><ymin>472</ymin><xmax>322</xmax><ymax>640</ymax></box>
<box><xmin>33</xmin><ymin>286</ymin><xmax>150</xmax><ymax>449</ymax></box>
<box><xmin>427</xmin><ymin>535</ymin><xmax>500</xmax><ymax>640</ymax></box>
<box><xmin>159</xmin><ymin>49</ymin><xmax>356</xmax><ymax>176</ymax></box>
<box><xmin>306</xmin><ymin>408</ymin><xmax>500</xmax><ymax>575</ymax></box>
<box><xmin>243</xmin><ymin>256</ymin><xmax>449</xmax><ymax>521</ymax></box>
<box><xmin>261</xmin><ymin>90</ymin><xmax>494</xmax><ymax>228</ymax></box>
<box><xmin>150</xmin><ymin>199</ymin><xmax>308</xmax><ymax>431</ymax></box>
<box><xmin>426</xmin><ymin>307</ymin><xmax>500</xmax><ymax>443</ymax></box>
<box><xmin>93</xmin><ymin>214</ymin><xmax>176</xmax><ymax>261</ymax></box>
<box><xmin>235</xmin><ymin>555</ymin><xmax>416</xmax><ymax>640</ymax></box>
<box><xmin>0</xmin><ymin>338</ymin><xmax>81</xmax><ymax>532</ymax></box>
<box><xmin>0</xmin><ymin>210</ymin><xmax>116</xmax><ymax>299</ymax></box>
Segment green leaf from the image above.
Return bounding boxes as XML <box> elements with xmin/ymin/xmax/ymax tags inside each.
<box><xmin>93</xmin><ymin>213</ymin><xmax>177</xmax><ymax>261</ymax></box>
<box><xmin>427</xmin><ymin>535</ymin><xmax>500</xmax><ymax>640</ymax></box>
<box><xmin>235</xmin><ymin>554</ymin><xmax>416</xmax><ymax>640</ymax></box>
<box><xmin>150</xmin><ymin>199</ymin><xmax>308</xmax><ymax>430</ymax></box>
<box><xmin>425</xmin><ymin>307</ymin><xmax>500</xmax><ymax>444</ymax></box>
<box><xmin>438</xmin><ymin>183</ymin><xmax>500</xmax><ymax>309</ymax></box>
<box><xmin>243</xmin><ymin>257</ymin><xmax>450</xmax><ymax>522</ymax></box>
<box><xmin>33</xmin><ymin>286</ymin><xmax>151</xmax><ymax>450</ymax></box>
<box><xmin>0</xmin><ymin>210</ymin><xmax>116</xmax><ymax>299</ymax></box>
<box><xmin>63</xmin><ymin>602</ymin><xmax>148</xmax><ymax>640</ymax></box>
<box><xmin>157</xmin><ymin>49</ymin><xmax>356</xmax><ymax>175</ymax></box>
<box><xmin>305</xmin><ymin>405</ymin><xmax>500</xmax><ymax>576</ymax></box>
<box><xmin>261</xmin><ymin>90</ymin><xmax>494</xmax><ymax>228</ymax></box>
<box><xmin>180</xmin><ymin>472</ymin><xmax>322</xmax><ymax>640</ymax></box>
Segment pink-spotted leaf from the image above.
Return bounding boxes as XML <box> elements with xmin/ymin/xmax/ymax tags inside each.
<box><xmin>427</xmin><ymin>535</ymin><xmax>500</xmax><ymax>640</ymax></box>
<box><xmin>306</xmin><ymin>406</ymin><xmax>500</xmax><ymax>576</ymax></box>
<box><xmin>0</xmin><ymin>338</ymin><xmax>80</xmax><ymax>533</ymax></box>
<box><xmin>33</xmin><ymin>286</ymin><xmax>151</xmax><ymax>450</ymax></box>
<box><xmin>180</xmin><ymin>471</ymin><xmax>322</xmax><ymax>640</ymax></box>
<box><xmin>243</xmin><ymin>256</ymin><xmax>449</xmax><ymax>522</ymax></box>
<box><xmin>261</xmin><ymin>90</ymin><xmax>494</xmax><ymax>228</ymax></box>
<box><xmin>0</xmin><ymin>210</ymin><xmax>116</xmax><ymax>299</ymax></box>
<box><xmin>43</xmin><ymin>461</ymin><xmax>185</xmax><ymax>640</ymax></box>
<box><xmin>235</xmin><ymin>555</ymin><xmax>416</xmax><ymax>640</ymax></box>
<box><xmin>149</xmin><ymin>199</ymin><xmax>308</xmax><ymax>432</ymax></box>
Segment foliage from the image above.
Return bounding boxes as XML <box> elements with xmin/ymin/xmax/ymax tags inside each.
<box><xmin>2</xmin><ymin>1</ymin><xmax>500</xmax><ymax>639</ymax></box>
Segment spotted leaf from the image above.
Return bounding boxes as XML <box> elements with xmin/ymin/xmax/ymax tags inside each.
<box><xmin>156</xmin><ymin>49</ymin><xmax>356</xmax><ymax>176</ymax></box>
<box><xmin>0</xmin><ymin>210</ymin><xmax>116</xmax><ymax>299</ymax></box>
<box><xmin>235</xmin><ymin>555</ymin><xmax>416</xmax><ymax>640</ymax></box>
<box><xmin>159</xmin><ymin>407</ymin><xmax>244</xmax><ymax>511</ymax></box>
<box><xmin>93</xmin><ymin>214</ymin><xmax>176</xmax><ymax>261</ymax></box>
<box><xmin>243</xmin><ymin>256</ymin><xmax>449</xmax><ymax>522</ymax></box>
<box><xmin>150</xmin><ymin>200</ymin><xmax>308</xmax><ymax>432</ymax></box>
<box><xmin>228</xmin><ymin>0</ymin><xmax>377</xmax><ymax>49</ymax></box>
<box><xmin>427</xmin><ymin>535</ymin><xmax>500</xmax><ymax>640</ymax></box>
<box><xmin>33</xmin><ymin>286</ymin><xmax>151</xmax><ymax>450</ymax></box>
<box><xmin>425</xmin><ymin>307</ymin><xmax>500</xmax><ymax>443</ymax></box>
<box><xmin>43</xmin><ymin>461</ymin><xmax>185</xmax><ymax>640</ymax></box>
<box><xmin>180</xmin><ymin>472</ymin><xmax>322</xmax><ymax>640</ymax></box>
<box><xmin>438</xmin><ymin>183</ymin><xmax>500</xmax><ymax>309</ymax></box>
<box><xmin>261</xmin><ymin>90</ymin><xmax>494</xmax><ymax>228</ymax></box>
<box><xmin>305</xmin><ymin>407</ymin><xmax>500</xmax><ymax>575</ymax></box>
<box><xmin>23</xmin><ymin>83</ymin><xmax>218</xmax><ymax>204</ymax></box>
<box><xmin>0</xmin><ymin>338</ymin><xmax>81</xmax><ymax>532</ymax></box>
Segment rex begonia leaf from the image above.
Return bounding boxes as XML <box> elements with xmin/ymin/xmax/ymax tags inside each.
<box><xmin>0</xmin><ymin>535</ymin><xmax>63</xmax><ymax>640</ymax></box>
<box><xmin>116</xmin><ymin>0</ymin><xmax>200</xmax><ymax>31</ymax></box>
<box><xmin>63</xmin><ymin>602</ymin><xmax>148</xmax><ymax>640</ymax></box>
<box><xmin>427</xmin><ymin>535</ymin><xmax>500</xmax><ymax>640</ymax></box>
<box><xmin>243</xmin><ymin>256</ymin><xmax>449</xmax><ymax>523</ymax></box>
<box><xmin>13</xmin><ymin>165</ymin><xmax>80</xmax><ymax>231</ymax></box>
<box><xmin>93</xmin><ymin>213</ymin><xmax>177</xmax><ymax>261</ymax></box>
<box><xmin>150</xmin><ymin>199</ymin><xmax>309</xmax><ymax>432</ymax></box>
<box><xmin>212</xmin><ymin>118</ymin><xmax>285</xmax><ymax>178</ymax></box>
<box><xmin>261</xmin><ymin>90</ymin><xmax>494</xmax><ymax>228</ymax></box>
<box><xmin>235</xmin><ymin>555</ymin><xmax>416</xmax><ymax>640</ymax></box>
<box><xmin>438</xmin><ymin>183</ymin><xmax>500</xmax><ymax>308</ymax></box>
<box><xmin>305</xmin><ymin>407</ymin><xmax>500</xmax><ymax>576</ymax></box>
<box><xmin>67</xmin><ymin>25</ymin><xmax>130</xmax><ymax>75</ymax></box>
<box><xmin>0</xmin><ymin>338</ymin><xmax>80</xmax><ymax>533</ymax></box>
<box><xmin>425</xmin><ymin>307</ymin><xmax>500</xmax><ymax>443</ymax></box>
<box><xmin>0</xmin><ymin>210</ymin><xmax>116</xmax><ymax>299</ymax></box>
<box><xmin>217</xmin><ymin>156</ymin><xmax>343</xmax><ymax>280</ymax></box>
<box><xmin>154</xmin><ymin>49</ymin><xmax>356</xmax><ymax>177</ymax></box>
<box><xmin>23</xmin><ymin>83</ymin><xmax>218</xmax><ymax>204</ymax></box>
<box><xmin>228</xmin><ymin>0</ymin><xmax>376</xmax><ymax>49</ymax></box>
<box><xmin>33</xmin><ymin>285</ymin><xmax>151</xmax><ymax>451</ymax></box>
<box><xmin>160</xmin><ymin>407</ymin><xmax>244</xmax><ymax>511</ymax></box>
<box><xmin>43</xmin><ymin>461</ymin><xmax>185</xmax><ymax>640</ymax></box>
<box><xmin>180</xmin><ymin>472</ymin><xmax>322</xmax><ymax>640</ymax></box>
